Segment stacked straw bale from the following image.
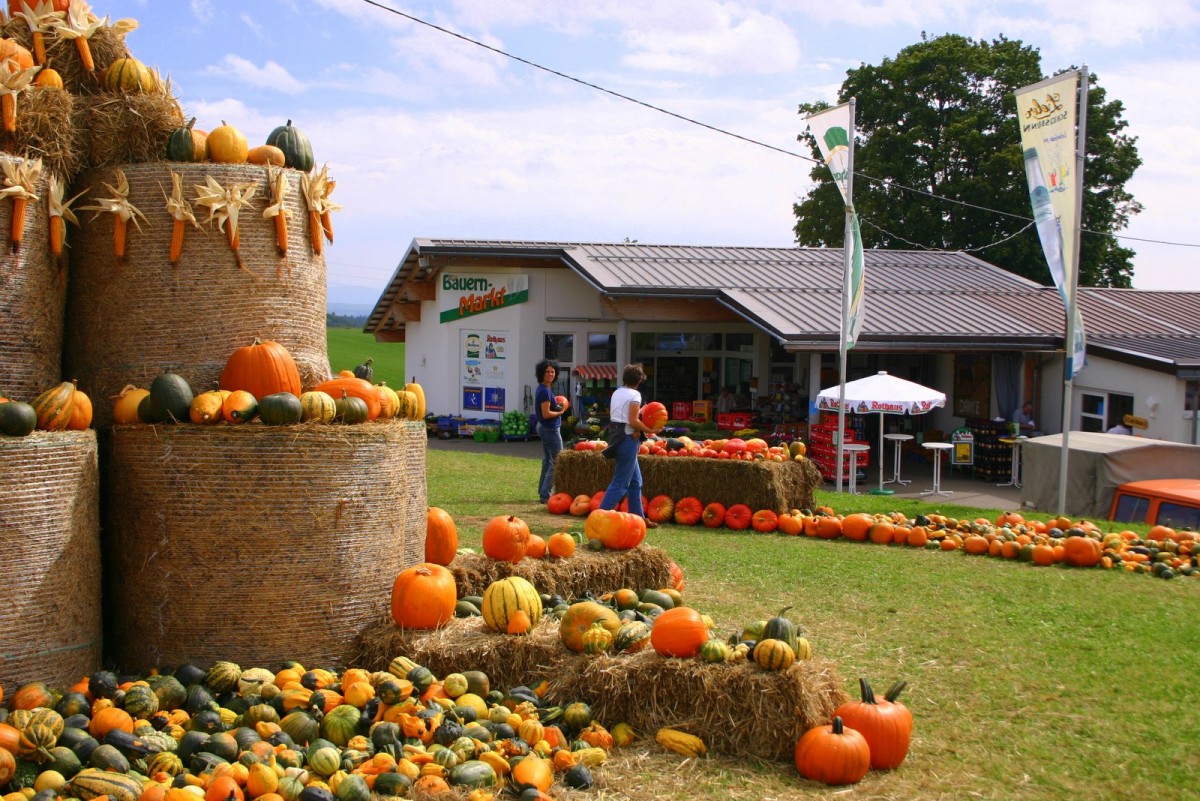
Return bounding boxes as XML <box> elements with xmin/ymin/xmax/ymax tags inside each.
<box><xmin>104</xmin><ymin>421</ymin><xmax>426</xmax><ymax>673</ymax></box>
<box><xmin>449</xmin><ymin>546</ymin><xmax>674</xmax><ymax>598</ymax></box>
<box><xmin>64</xmin><ymin>162</ymin><xmax>332</xmax><ymax>426</ymax></box>
<box><xmin>351</xmin><ymin>615</ymin><xmax>848</xmax><ymax>762</ymax></box>
<box><xmin>553</xmin><ymin>450</ymin><xmax>823</xmax><ymax>512</ymax></box>
<box><xmin>0</xmin><ymin>431</ymin><xmax>101</xmax><ymax>690</ymax></box>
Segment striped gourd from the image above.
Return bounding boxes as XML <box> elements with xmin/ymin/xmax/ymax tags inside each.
<box><xmin>697</xmin><ymin>638</ymin><xmax>729</xmax><ymax>664</ymax></box>
<box><xmin>403</xmin><ymin>379</ymin><xmax>426</xmax><ymax>419</ymax></box>
<box><xmin>25</xmin><ymin>707</ymin><xmax>65</xmax><ymax>737</ymax></box>
<box><xmin>752</xmin><ymin>638</ymin><xmax>795</xmax><ymax>671</ymax></box>
<box><xmin>299</xmin><ymin>390</ymin><xmax>337</xmax><ymax>423</ymax></box>
<box><xmin>387</xmin><ymin>656</ymin><xmax>421</xmax><ymax>680</ymax></box>
<box><xmin>375</xmin><ymin>382</ymin><xmax>400</xmax><ymax>419</ymax></box>
<box><xmin>480</xmin><ymin>576</ymin><xmax>542</xmax><ymax>632</ymax></box>
<box><xmin>69</xmin><ymin>768</ymin><xmax>146</xmax><ymax>801</ymax></box>
<box><xmin>794</xmin><ymin>636</ymin><xmax>813</xmax><ymax>660</ymax></box>
<box><xmin>103</xmin><ymin>57</ymin><xmax>156</xmax><ymax>93</ymax></box>
<box><xmin>394</xmin><ymin>390</ymin><xmax>419</xmax><ymax>420</ymax></box>
<box><xmin>612</xmin><ymin>620</ymin><xmax>652</xmax><ymax>654</ymax></box>
<box><xmin>31</xmin><ymin>380</ymin><xmax>76</xmax><ymax>431</ymax></box>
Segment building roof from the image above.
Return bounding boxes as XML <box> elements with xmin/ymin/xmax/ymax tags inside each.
<box><xmin>365</xmin><ymin>239</ymin><xmax>1200</xmax><ymax>376</ymax></box>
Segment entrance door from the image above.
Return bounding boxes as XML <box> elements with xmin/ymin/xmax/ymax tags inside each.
<box><xmin>655</xmin><ymin>357</ymin><xmax>700</xmax><ymax>411</ymax></box>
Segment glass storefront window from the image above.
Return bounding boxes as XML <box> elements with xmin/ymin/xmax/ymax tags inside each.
<box><xmin>727</xmin><ymin>333</ymin><xmax>754</xmax><ymax>353</ymax></box>
<box><xmin>544</xmin><ymin>333</ymin><xmax>573</xmax><ymax>363</ymax></box>
<box><xmin>588</xmin><ymin>333</ymin><xmax>616</xmax><ymax>363</ymax></box>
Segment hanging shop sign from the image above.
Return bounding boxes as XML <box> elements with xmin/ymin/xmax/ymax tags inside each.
<box><xmin>440</xmin><ymin>273</ymin><xmax>529</xmax><ymax>323</ymax></box>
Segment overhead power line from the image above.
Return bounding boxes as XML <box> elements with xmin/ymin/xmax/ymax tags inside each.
<box><xmin>357</xmin><ymin>0</ymin><xmax>1199</xmax><ymax>252</ymax></box>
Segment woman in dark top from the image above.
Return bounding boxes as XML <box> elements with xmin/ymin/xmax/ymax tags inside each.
<box><xmin>534</xmin><ymin>360</ymin><xmax>567</xmax><ymax>503</ymax></box>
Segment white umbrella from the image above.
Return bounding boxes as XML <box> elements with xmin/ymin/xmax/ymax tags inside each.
<box><xmin>815</xmin><ymin>371</ymin><xmax>947</xmax><ymax>494</ymax></box>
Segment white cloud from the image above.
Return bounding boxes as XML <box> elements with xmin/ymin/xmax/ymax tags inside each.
<box><xmin>203</xmin><ymin>54</ymin><xmax>306</xmax><ymax>95</ymax></box>
<box><xmin>240</xmin><ymin>13</ymin><xmax>265</xmax><ymax>40</ymax></box>
<box><xmin>621</xmin><ymin>8</ymin><xmax>801</xmax><ymax>75</ymax></box>
<box><xmin>189</xmin><ymin>0</ymin><xmax>213</xmax><ymax>23</ymax></box>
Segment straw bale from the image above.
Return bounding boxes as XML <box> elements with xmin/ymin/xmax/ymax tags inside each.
<box><xmin>71</xmin><ymin>91</ymin><xmax>183</xmax><ymax>172</ymax></box>
<box><xmin>6</xmin><ymin>86</ymin><xmax>81</xmax><ymax>179</ymax></box>
<box><xmin>63</xmin><ymin>162</ymin><xmax>332</xmax><ymax>426</ymax></box>
<box><xmin>449</xmin><ymin>546</ymin><xmax>674</xmax><ymax>598</ymax></box>
<box><xmin>0</xmin><ymin>155</ymin><xmax>65</xmax><ymax>401</ymax></box>
<box><xmin>545</xmin><ymin>650</ymin><xmax>848</xmax><ymax>762</ymax></box>
<box><xmin>104</xmin><ymin>420</ymin><xmax>426</xmax><ymax>673</ymax></box>
<box><xmin>34</xmin><ymin>23</ymin><xmax>135</xmax><ymax>96</ymax></box>
<box><xmin>553</xmin><ymin>450</ymin><xmax>822</xmax><ymax>512</ymax></box>
<box><xmin>351</xmin><ymin>613</ymin><xmax>848</xmax><ymax>762</ymax></box>
<box><xmin>0</xmin><ymin>431</ymin><xmax>101</xmax><ymax>691</ymax></box>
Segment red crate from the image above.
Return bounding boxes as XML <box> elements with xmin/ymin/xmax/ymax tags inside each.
<box><xmin>718</xmin><ymin>413</ymin><xmax>754</xmax><ymax>430</ymax></box>
<box><xmin>672</xmin><ymin>401</ymin><xmax>692</xmax><ymax>420</ymax></box>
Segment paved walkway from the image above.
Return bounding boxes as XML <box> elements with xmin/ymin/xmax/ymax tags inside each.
<box><xmin>426</xmin><ymin>435</ymin><xmax>1026</xmax><ymax>511</ymax></box>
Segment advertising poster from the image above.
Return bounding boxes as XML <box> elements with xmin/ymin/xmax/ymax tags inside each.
<box><xmin>462</xmin><ymin>386</ymin><xmax>482</xmax><ymax>411</ymax></box>
<box><xmin>461</xmin><ymin>329</ymin><xmax>508</xmax><ymax>415</ymax></box>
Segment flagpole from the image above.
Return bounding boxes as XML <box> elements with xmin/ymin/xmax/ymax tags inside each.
<box><xmin>1056</xmin><ymin>66</ymin><xmax>1088</xmax><ymax>516</ymax></box>
<box><xmin>835</xmin><ymin>98</ymin><xmax>856</xmax><ymax>494</ymax></box>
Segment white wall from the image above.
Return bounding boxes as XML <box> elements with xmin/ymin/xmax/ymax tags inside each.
<box><xmin>1071</xmin><ymin>355</ymin><xmax>1189</xmax><ymax>442</ymax></box>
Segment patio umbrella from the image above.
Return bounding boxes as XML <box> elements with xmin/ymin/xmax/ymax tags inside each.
<box><xmin>815</xmin><ymin>371</ymin><xmax>947</xmax><ymax>494</ymax></box>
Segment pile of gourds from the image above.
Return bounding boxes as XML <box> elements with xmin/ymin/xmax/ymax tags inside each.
<box><xmin>0</xmin><ymin>379</ymin><xmax>92</xmax><ymax>436</ymax></box>
<box><xmin>0</xmin><ymin>658</ymin><xmax>618</xmax><ymax>801</ymax></box>
<box><xmin>110</xmin><ymin>342</ymin><xmax>426</xmax><ymax>428</ymax></box>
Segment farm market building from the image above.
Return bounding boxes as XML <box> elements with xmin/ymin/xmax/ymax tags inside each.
<box><xmin>365</xmin><ymin>239</ymin><xmax>1200</xmax><ymax>447</ymax></box>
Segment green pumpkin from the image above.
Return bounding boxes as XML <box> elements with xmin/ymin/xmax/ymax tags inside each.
<box><xmin>305</xmin><ymin>745</ymin><xmax>341</xmax><ymax>777</ymax></box>
<box><xmin>698</xmin><ymin>638</ymin><xmax>730</xmax><ymax>664</ymax></box>
<box><xmin>334</xmin><ymin>392</ymin><xmax>369</xmax><ymax>424</ymax></box>
<box><xmin>266</xmin><ymin>119</ymin><xmax>315</xmax><ymax>172</ymax></box>
<box><xmin>637</xmin><ymin>589</ymin><xmax>675</xmax><ymax>610</ymax></box>
<box><xmin>318</xmin><ymin>704</ymin><xmax>361</xmax><ymax>747</ymax></box>
<box><xmin>760</xmin><ymin>605</ymin><xmax>800</xmax><ymax>652</ymax></box>
<box><xmin>148</xmin><ymin>370</ymin><xmax>194</xmax><ymax>424</ymax></box>
<box><xmin>45</xmin><ymin>746</ymin><xmax>82</xmax><ymax>779</ymax></box>
<box><xmin>277</xmin><ymin>773</ymin><xmax>306</xmax><ymax>801</ymax></box>
<box><xmin>352</xmin><ymin>358</ymin><xmax>374</xmax><ymax>381</ymax></box>
<box><xmin>371</xmin><ymin>773</ymin><xmax>411</xmax><ymax>797</ymax></box>
<box><xmin>279</xmin><ymin>710</ymin><xmax>319</xmax><ymax>745</ymax></box>
<box><xmin>333</xmin><ymin>773</ymin><xmax>370</xmax><ymax>801</ymax></box>
<box><xmin>166</xmin><ymin>117</ymin><xmax>202</xmax><ymax>162</ymax></box>
<box><xmin>258</xmin><ymin>392</ymin><xmax>303</xmax><ymax>425</ymax></box>
<box><xmin>561</xmin><ymin>702</ymin><xmax>592</xmax><ymax>733</ymax></box>
<box><xmin>89</xmin><ymin>744</ymin><xmax>130</xmax><ymax>773</ymax></box>
<box><xmin>405</xmin><ymin>665</ymin><xmax>435</xmax><ymax>695</ymax></box>
<box><xmin>205</xmin><ymin>660</ymin><xmax>242</xmax><ymax>693</ymax></box>
<box><xmin>146</xmin><ymin>674</ymin><xmax>187</xmax><ymax>711</ymax></box>
<box><xmin>0</xmin><ymin>400</ymin><xmax>37</xmax><ymax>436</ymax></box>
<box><xmin>447</xmin><ymin>760</ymin><xmax>498</xmax><ymax>789</ymax></box>
<box><xmin>121</xmin><ymin>684</ymin><xmax>159</xmax><ymax>719</ymax></box>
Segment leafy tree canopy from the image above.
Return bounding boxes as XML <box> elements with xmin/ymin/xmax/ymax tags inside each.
<box><xmin>793</xmin><ymin>33</ymin><xmax>1142</xmax><ymax>287</ymax></box>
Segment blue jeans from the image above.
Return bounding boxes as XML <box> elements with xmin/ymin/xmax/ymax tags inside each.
<box><xmin>537</xmin><ymin>423</ymin><xmax>563</xmax><ymax>502</ymax></box>
<box><xmin>600</xmin><ymin>433</ymin><xmax>644</xmax><ymax>517</ymax></box>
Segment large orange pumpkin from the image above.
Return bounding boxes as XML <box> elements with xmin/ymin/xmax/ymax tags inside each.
<box><xmin>481</xmin><ymin>515</ymin><xmax>530</xmax><ymax>563</ymax></box>
<box><xmin>559</xmin><ymin>601</ymin><xmax>621</xmax><ymax>653</ymax></box>
<box><xmin>220</xmin><ymin>338</ymin><xmax>302</xmax><ymax>400</ymax></box>
<box><xmin>1062</xmin><ymin>535</ymin><xmax>1102</xmax><ymax>567</ymax></box>
<box><xmin>424</xmin><ymin>507</ymin><xmax>458</xmax><ymax>566</ymax></box>
<box><xmin>649</xmin><ymin>607</ymin><xmax>709</xmax><ymax>658</ymax></box>
<box><xmin>390</xmin><ymin>563</ymin><xmax>456</xmax><ymax>629</ymax></box>
<box><xmin>312</xmin><ymin>377</ymin><xmax>381</xmax><ymax>420</ymax></box>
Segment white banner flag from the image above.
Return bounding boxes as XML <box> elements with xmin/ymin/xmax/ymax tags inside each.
<box><xmin>1016</xmin><ymin>71</ymin><xmax>1086</xmax><ymax>376</ymax></box>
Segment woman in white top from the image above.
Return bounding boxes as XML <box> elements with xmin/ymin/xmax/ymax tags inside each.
<box><xmin>599</xmin><ymin>364</ymin><xmax>660</xmax><ymax>523</ymax></box>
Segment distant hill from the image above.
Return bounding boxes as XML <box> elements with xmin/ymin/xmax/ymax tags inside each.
<box><xmin>327</xmin><ymin>312</ymin><xmax>368</xmax><ymax>328</ymax></box>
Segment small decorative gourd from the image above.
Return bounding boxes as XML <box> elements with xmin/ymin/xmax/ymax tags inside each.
<box><xmin>581</xmin><ymin>621</ymin><xmax>614</xmax><ymax>655</ymax></box>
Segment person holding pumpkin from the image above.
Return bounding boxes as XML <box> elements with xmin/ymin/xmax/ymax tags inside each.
<box><xmin>600</xmin><ymin>363</ymin><xmax>660</xmax><ymax>525</ymax></box>
<box><xmin>535</xmin><ymin>360</ymin><xmax>568</xmax><ymax>504</ymax></box>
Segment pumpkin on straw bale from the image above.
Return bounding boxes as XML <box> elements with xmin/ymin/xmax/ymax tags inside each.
<box><xmin>449</xmin><ymin>544</ymin><xmax>674</xmax><ymax>598</ymax></box>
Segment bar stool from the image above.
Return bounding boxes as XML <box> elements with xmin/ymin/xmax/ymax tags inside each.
<box><xmin>883</xmin><ymin>433</ymin><xmax>914</xmax><ymax>486</ymax></box>
<box><xmin>996</xmin><ymin>436</ymin><xmax>1027</xmax><ymax>488</ymax></box>
<box><xmin>842</xmin><ymin>443</ymin><xmax>871</xmax><ymax>495</ymax></box>
<box><xmin>920</xmin><ymin>442</ymin><xmax>954</xmax><ymax>497</ymax></box>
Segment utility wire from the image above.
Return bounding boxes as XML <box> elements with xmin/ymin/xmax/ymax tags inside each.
<box><xmin>357</xmin><ymin>0</ymin><xmax>1199</xmax><ymax>251</ymax></box>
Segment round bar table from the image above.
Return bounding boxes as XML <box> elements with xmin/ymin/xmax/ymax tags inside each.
<box><xmin>996</xmin><ymin>436</ymin><xmax>1027</xmax><ymax>488</ymax></box>
<box><xmin>920</xmin><ymin>442</ymin><xmax>954</xmax><ymax>497</ymax></box>
<box><xmin>883</xmin><ymin>433</ymin><xmax>914</xmax><ymax>486</ymax></box>
<box><xmin>841</xmin><ymin>443</ymin><xmax>871</xmax><ymax>495</ymax></box>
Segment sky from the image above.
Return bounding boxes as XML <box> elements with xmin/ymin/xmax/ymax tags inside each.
<box><xmin>93</xmin><ymin>0</ymin><xmax>1200</xmax><ymax>308</ymax></box>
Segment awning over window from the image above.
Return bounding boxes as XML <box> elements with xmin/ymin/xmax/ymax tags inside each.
<box><xmin>572</xmin><ymin>364</ymin><xmax>618</xmax><ymax>380</ymax></box>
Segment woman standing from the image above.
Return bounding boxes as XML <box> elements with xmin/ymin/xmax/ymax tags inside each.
<box><xmin>600</xmin><ymin>363</ymin><xmax>661</xmax><ymax>524</ymax></box>
<box><xmin>534</xmin><ymin>360</ymin><xmax>567</xmax><ymax>504</ymax></box>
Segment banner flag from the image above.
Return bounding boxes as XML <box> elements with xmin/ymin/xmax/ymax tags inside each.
<box><xmin>1016</xmin><ymin>71</ymin><xmax>1086</xmax><ymax>376</ymax></box>
<box><xmin>807</xmin><ymin>103</ymin><xmax>865</xmax><ymax>348</ymax></box>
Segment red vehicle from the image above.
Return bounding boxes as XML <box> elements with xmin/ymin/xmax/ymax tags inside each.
<box><xmin>1108</xmin><ymin>479</ymin><xmax>1200</xmax><ymax>530</ymax></box>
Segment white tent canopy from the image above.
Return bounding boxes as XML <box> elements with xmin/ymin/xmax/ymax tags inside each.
<box><xmin>815</xmin><ymin>371</ymin><xmax>947</xmax><ymax>492</ymax></box>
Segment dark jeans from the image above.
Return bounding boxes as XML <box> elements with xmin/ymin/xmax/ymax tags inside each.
<box><xmin>537</xmin><ymin>423</ymin><xmax>562</xmax><ymax>502</ymax></box>
<box><xmin>600</xmin><ymin>432</ymin><xmax>644</xmax><ymax>516</ymax></box>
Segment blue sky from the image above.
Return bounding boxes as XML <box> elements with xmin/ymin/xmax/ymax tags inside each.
<box><xmin>100</xmin><ymin>0</ymin><xmax>1199</xmax><ymax>306</ymax></box>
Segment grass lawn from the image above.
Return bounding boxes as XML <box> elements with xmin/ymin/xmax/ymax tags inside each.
<box><xmin>427</xmin><ymin>448</ymin><xmax>1200</xmax><ymax>800</ymax></box>
<box><xmin>326</xmin><ymin>327</ymin><xmax>406</xmax><ymax>388</ymax></box>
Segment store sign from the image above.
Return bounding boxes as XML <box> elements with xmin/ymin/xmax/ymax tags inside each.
<box><xmin>1123</xmin><ymin>414</ymin><xmax>1148</xmax><ymax>430</ymax></box>
<box><xmin>440</xmin><ymin>273</ymin><xmax>529</xmax><ymax>323</ymax></box>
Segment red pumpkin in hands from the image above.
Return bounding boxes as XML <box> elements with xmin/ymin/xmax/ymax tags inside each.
<box><xmin>639</xmin><ymin>401</ymin><xmax>668</xmax><ymax>432</ymax></box>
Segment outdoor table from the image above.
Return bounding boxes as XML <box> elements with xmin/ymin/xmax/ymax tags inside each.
<box><xmin>920</xmin><ymin>442</ymin><xmax>954</xmax><ymax>497</ymax></box>
<box><xmin>883</xmin><ymin>433</ymin><xmax>914</xmax><ymax>486</ymax></box>
<box><xmin>842</xmin><ymin>443</ymin><xmax>871</xmax><ymax>495</ymax></box>
<box><xmin>997</xmin><ymin>436</ymin><xmax>1027</xmax><ymax>488</ymax></box>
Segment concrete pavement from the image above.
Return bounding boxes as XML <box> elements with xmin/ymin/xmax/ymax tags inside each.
<box><xmin>425</xmin><ymin>434</ymin><xmax>1027</xmax><ymax>511</ymax></box>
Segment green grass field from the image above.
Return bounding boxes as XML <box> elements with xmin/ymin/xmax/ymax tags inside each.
<box><xmin>427</xmin><ymin>448</ymin><xmax>1200</xmax><ymax>800</ymax></box>
<box><xmin>326</xmin><ymin>327</ymin><xmax>406</xmax><ymax>388</ymax></box>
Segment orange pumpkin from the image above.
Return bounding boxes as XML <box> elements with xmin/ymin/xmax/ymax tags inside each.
<box><xmin>312</xmin><ymin>377</ymin><xmax>381</xmax><ymax>420</ymax></box>
<box><xmin>0</xmin><ymin>38</ymin><xmax>33</xmax><ymax>71</ymax></box>
<box><xmin>390</xmin><ymin>563</ymin><xmax>456</xmax><ymax>629</ymax></box>
<box><xmin>1062</xmin><ymin>535</ymin><xmax>1102</xmax><ymax>567</ymax></box>
<box><xmin>90</xmin><ymin>707</ymin><xmax>135</xmax><ymax>738</ymax></box>
<box><xmin>205</xmin><ymin>776</ymin><xmax>244</xmax><ymax>801</ymax></box>
<box><xmin>510</xmin><ymin>756</ymin><xmax>552</xmax><ymax>793</ymax></box>
<box><xmin>220</xmin><ymin>338</ymin><xmax>302</xmax><ymax>400</ymax></box>
<box><xmin>650</xmin><ymin>607</ymin><xmax>709</xmax><ymax>658</ymax></box>
<box><xmin>962</xmin><ymin>535</ymin><xmax>990</xmax><ymax>555</ymax></box>
<box><xmin>424</xmin><ymin>507</ymin><xmax>458</xmax><ymax>566</ymax></box>
<box><xmin>8</xmin><ymin>681</ymin><xmax>53</xmax><ymax>710</ymax></box>
<box><xmin>547</xmin><ymin>531</ymin><xmax>576</xmax><ymax>558</ymax></box>
<box><xmin>525</xmin><ymin>533</ymin><xmax>546</xmax><ymax>559</ymax></box>
<box><xmin>481</xmin><ymin>515</ymin><xmax>530</xmax><ymax>563</ymax></box>
<box><xmin>840</xmin><ymin>513</ymin><xmax>873</xmax><ymax>542</ymax></box>
<box><xmin>66</xmin><ymin>388</ymin><xmax>93</xmax><ymax>429</ymax></box>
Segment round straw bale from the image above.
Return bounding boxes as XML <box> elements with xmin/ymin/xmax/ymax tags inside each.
<box><xmin>39</xmin><ymin>22</ymin><xmax>135</xmax><ymax>96</ymax></box>
<box><xmin>449</xmin><ymin>546</ymin><xmax>674</xmax><ymax>599</ymax></box>
<box><xmin>0</xmin><ymin>155</ymin><xmax>65</xmax><ymax>402</ymax></box>
<box><xmin>104</xmin><ymin>420</ymin><xmax>426</xmax><ymax>674</ymax></box>
<box><xmin>0</xmin><ymin>430</ymin><xmax>101</xmax><ymax>691</ymax></box>
<box><xmin>63</xmin><ymin>162</ymin><xmax>331</xmax><ymax>426</ymax></box>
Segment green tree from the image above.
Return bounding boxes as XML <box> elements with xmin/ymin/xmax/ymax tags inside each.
<box><xmin>794</xmin><ymin>34</ymin><xmax>1142</xmax><ymax>287</ymax></box>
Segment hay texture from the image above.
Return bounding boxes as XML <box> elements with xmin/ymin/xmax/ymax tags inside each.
<box><xmin>449</xmin><ymin>545</ymin><xmax>675</xmax><ymax>598</ymax></box>
<box><xmin>104</xmin><ymin>420</ymin><xmax>426</xmax><ymax>673</ymax></box>
<box><xmin>71</xmin><ymin>91</ymin><xmax>183</xmax><ymax>172</ymax></box>
<box><xmin>8</xmin><ymin>86</ymin><xmax>81</xmax><ymax>179</ymax></box>
<box><xmin>351</xmin><ymin>614</ymin><xmax>848</xmax><ymax>762</ymax></box>
<box><xmin>0</xmin><ymin>154</ymin><xmax>65</xmax><ymax>401</ymax></box>
<box><xmin>554</xmin><ymin>450</ymin><xmax>823</xmax><ymax>513</ymax></box>
<box><xmin>0</xmin><ymin>18</ymin><xmax>135</xmax><ymax>97</ymax></box>
<box><xmin>63</xmin><ymin>162</ymin><xmax>332</xmax><ymax>426</ymax></box>
<box><xmin>546</xmin><ymin>650</ymin><xmax>849</xmax><ymax>762</ymax></box>
<box><xmin>0</xmin><ymin>431</ymin><xmax>101</xmax><ymax>691</ymax></box>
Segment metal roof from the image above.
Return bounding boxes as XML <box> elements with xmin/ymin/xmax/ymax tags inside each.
<box><xmin>364</xmin><ymin>239</ymin><xmax>1200</xmax><ymax>374</ymax></box>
